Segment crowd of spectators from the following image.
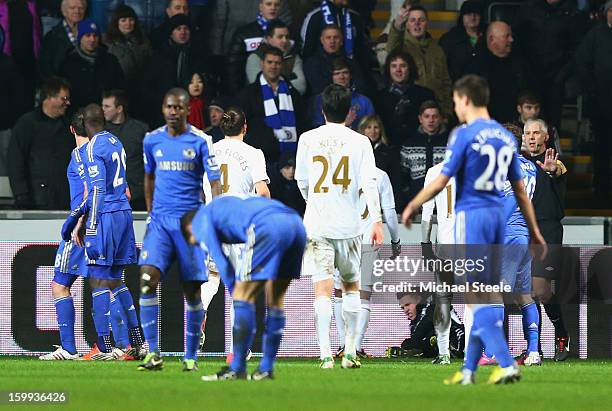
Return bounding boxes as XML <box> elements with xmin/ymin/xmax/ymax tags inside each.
<box><xmin>1</xmin><ymin>0</ymin><xmax>611</xmax><ymax>213</ymax></box>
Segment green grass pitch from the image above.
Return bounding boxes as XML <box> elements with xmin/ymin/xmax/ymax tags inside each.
<box><xmin>1</xmin><ymin>357</ymin><xmax>611</xmax><ymax>411</ymax></box>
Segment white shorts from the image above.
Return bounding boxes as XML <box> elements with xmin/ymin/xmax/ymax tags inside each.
<box><xmin>207</xmin><ymin>244</ymin><xmax>244</xmax><ymax>275</ymax></box>
<box><xmin>304</xmin><ymin>236</ymin><xmax>361</xmax><ymax>284</ymax></box>
<box><xmin>360</xmin><ymin>245</ymin><xmax>380</xmax><ymax>292</ymax></box>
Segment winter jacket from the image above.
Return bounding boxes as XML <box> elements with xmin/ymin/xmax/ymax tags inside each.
<box><xmin>39</xmin><ymin>19</ymin><xmax>74</xmax><ymax>79</ymax></box>
<box><xmin>0</xmin><ymin>52</ymin><xmax>28</xmax><ymax>130</ymax></box>
<box><xmin>575</xmin><ymin>22</ymin><xmax>612</xmax><ymax>109</ymax></box>
<box><xmin>105</xmin><ymin>35</ymin><xmax>152</xmax><ymax>81</ymax></box>
<box><xmin>387</xmin><ymin>25</ymin><xmax>453</xmax><ymax>118</ymax></box>
<box><xmin>438</xmin><ymin>25</ymin><xmax>486</xmax><ymax>82</ymax></box>
<box><xmin>246</xmin><ymin>41</ymin><xmax>306</xmax><ymax>95</ymax></box>
<box><xmin>311</xmin><ymin>91</ymin><xmax>374</xmax><ymax>129</ymax></box>
<box><xmin>303</xmin><ymin>48</ymin><xmax>369</xmax><ymax>97</ymax></box>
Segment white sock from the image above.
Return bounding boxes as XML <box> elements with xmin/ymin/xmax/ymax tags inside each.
<box><xmin>314</xmin><ymin>296</ymin><xmax>333</xmax><ymax>360</ymax></box>
<box><xmin>435</xmin><ymin>302</ymin><xmax>451</xmax><ymax>356</ymax></box>
<box><xmin>333</xmin><ymin>296</ymin><xmax>345</xmax><ymax>347</ymax></box>
<box><xmin>342</xmin><ymin>291</ymin><xmax>360</xmax><ymax>358</ymax></box>
<box><xmin>200</xmin><ymin>275</ymin><xmax>220</xmax><ymax>311</ymax></box>
<box><xmin>355</xmin><ymin>299</ymin><xmax>371</xmax><ymax>351</ymax></box>
<box><xmin>463</xmin><ymin>304</ymin><xmax>473</xmax><ymax>356</ymax></box>
<box><xmin>228</xmin><ymin>297</ymin><xmax>234</xmax><ymax>354</ymax></box>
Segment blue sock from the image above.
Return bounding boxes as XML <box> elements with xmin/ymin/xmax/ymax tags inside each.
<box><xmin>483</xmin><ymin>305</ymin><xmax>504</xmax><ymax>358</ymax></box>
<box><xmin>259</xmin><ymin>308</ymin><xmax>285</xmax><ymax>373</ymax></box>
<box><xmin>521</xmin><ymin>303</ymin><xmax>540</xmax><ymax>353</ymax></box>
<box><xmin>92</xmin><ymin>288</ymin><xmax>112</xmax><ymax>352</ymax></box>
<box><xmin>110</xmin><ymin>295</ymin><xmax>129</xmax><ymax>349</ymax></box>
<box><xmin>55</xmin><ymin>296</ymin><xmax>76</xmax><ymax>354</ymax></box>
<box><xmin>185</xmin><ymin>299</ymin><xmax>206</xmax><ymax>361</ymax></box>
<box><xmin>475</xmin><ymin>305</ymin><xmax>514</xmax><ymax>368</ymax></box>
<box><xmin>463</xmin><ymin>329</ymin><xmax>484</xmax><ymax>372</ymax></box>
<box><xmin>230</xmin><ymin>300</ymin><xmax>256</xmax><ymax>374</ymax></box>
<box><xmin>139</xmin><ymin>293</ymin><xmax>159</xmax><ymax>353</ymax></box>
<box><xmin>112</xmin><ymin>285</ymin><xmax>144</xmax><ymax>347</ymax></box>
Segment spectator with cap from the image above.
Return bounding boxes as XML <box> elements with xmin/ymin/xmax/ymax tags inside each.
<box><xmin>39</xmin><ymin>0</ymin><xmax>86</xmax><ymax>80</ymax></box>
<box><xmin>246</xmin><ymin>19</ymin><xmax>306</xmax><ymax>95</ymax></box>
<box><xmin>268</xmin><ymin>150</ymin><xmax>305</xmax><ymax>215</ymax></box>
<box><xmin>149</xmin><ymin>0</ymin><xmax>188</xmax><ymax>49</ymax></box>
<box><xmin>303</xmin><ymin>24</ymin><xmax>369</xmax><ymax>97</ymax></box>
<box><xmin>576</xmin><ymin>0</ymin><xmax>612</xmax><ymax>195</ymax></box>
<box><xmin>58</xmin><ymin>18</ymin><xmax>125</xmax><ymax>110</ymax></box>
<box><xmin>8</xmin><ymin>76</ymin><xmax>74</xmax><ymax>209</ymax></box>
<box><xmin>438</xmin><ymin>0</ymin><xmax>486</xmax><ymax>82</ymax></box>
<box><xmin>204</xmin><ymin>96</ymin><xmax>228</xmax><ymax>143</ymax></box>
<box><xmin>387</xmin><ymin>4</ymin><xmax>453</xmax><ymax>119</ymax></box>
<box><xmin>311</xmin><ymin>56</ymin><xmax>374</xmax><ymax>129</ymax></box>
<box><xmin>141</xmin><ymin>13</ymin><xmax>209</xmax><ymax>127</ymax></box>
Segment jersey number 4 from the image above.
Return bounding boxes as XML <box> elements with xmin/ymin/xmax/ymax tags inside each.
<box><xmin>313</xmin><ymin>155</ymin><xmax>351</xmax><ymax>193</ymax></box>
<box><xmin>111</xmin><ymin>149</ymin><xmax>127</xmax><ymax>188</ymax></box>
<box><xmin>474</xmin><ymin>145</ymin><xmax>512</xmax><ymax>191</ymax></box>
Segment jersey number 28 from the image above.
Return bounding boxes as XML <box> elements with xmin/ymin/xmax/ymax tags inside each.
<box><xmin>474</xmin><ymin>145</ymin><xmax>512</xmax><ymax>191</ymax></box>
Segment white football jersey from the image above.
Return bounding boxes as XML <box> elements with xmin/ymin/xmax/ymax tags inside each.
<box><xmin>295</xmin><ymin>123</ymin><xmax>380</xmax><ymax>239</ymax></box>
<box><xmin>203</xmin><ymin>138</ymin><xmax>269</xmax><ymax>202</ymax></box>
<box><xmin>422</xmin><ymin>162</ymin><xmax>456</xmax><ymax>244</ymax></box>
<box><xmin>360</xmin><ymin>168</ymin><xmax>395</xmax><ymax>241</ymax></box>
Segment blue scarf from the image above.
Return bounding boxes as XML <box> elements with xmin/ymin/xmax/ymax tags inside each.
<box><xmin>260</xmin><ymin>74</ymin><xmax>297</xmax><ymax>152</ymax></box>
<box><xmin>320</xmin><ymin>0</ymin><xmax>353</xmax><ymax>58</ymax></box>
<box><xmin>256</xmin><ymin>13</ymin><xmax>270</xmax><ymax>32</ymax></box>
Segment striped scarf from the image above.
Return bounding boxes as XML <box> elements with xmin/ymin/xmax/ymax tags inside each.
<box><xmin>320</xmin><ymin>0</ymin><xmax>353</xmax><ymax>58</ymax></box>
<box><xmin>260</xmin><ymin>74</ymin><xmax>297</xmax><ymax>151</ymax></box>
<box><xmin>256</xmin><ymin>13</ymin><xmax>270</xmax><ymax>32</ymax></box>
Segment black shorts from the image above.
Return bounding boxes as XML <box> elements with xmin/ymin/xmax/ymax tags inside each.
<box><xmin>532</xmin><ymin>222</ymin><xmax>563</xmax><ymax>279</ymax></box>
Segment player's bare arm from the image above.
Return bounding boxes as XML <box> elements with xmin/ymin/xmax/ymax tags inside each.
<box><xmin>255</xmin><ymin>181</ymin><xmax>271</xmax><ymax>198</ymax></box>
<box><xmin>402</xmin><ymin>174</ymin><xmax>450</xmax><ymax>227</ymax></box>
<box><xmin>144</xmin><ymin>172</ymin><xmax>155</xmax><ymax>213</ymax></box>
<box><xmin>210</xmin><ymin>179</ymin><xmax>222</xmax><ymax>198</ymax></box>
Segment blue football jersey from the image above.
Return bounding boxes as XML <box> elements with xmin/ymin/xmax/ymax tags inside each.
<box><xmin>503</xmin><ymin>154</ymin><xmax>537</xmax><ymax>237</ymax></box>
<box><xmin>67</xmin><ymin>142</ymin><xmax>88</xmax><ymax>210</ymax></box>
<box><xmin>84</xmin><ymin>131</ymin><xmax>131</xmax><ymax>229</ymax></box>
<box><xmin>143</xmin><ymin>125</ymin><xmax>220</xmax><ymax>218</ymax></box>
<box><xmin>441</xmin><ymin>119</ymin><xmax>523</xmax><ymax>211</ymax></box>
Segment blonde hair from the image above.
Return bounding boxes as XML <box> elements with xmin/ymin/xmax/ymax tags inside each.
<box><xmin>357</xmin><ymin>115</ymin><xmax>390</xmax><ymax>146</ymax></box>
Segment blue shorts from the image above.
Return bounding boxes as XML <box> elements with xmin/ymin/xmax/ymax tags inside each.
<box><xmin>226</xmin><ymin>212</ymin><xmax>306</xmax><ymax>290</ymax></box>
<box><xmin>453</xmin><ymin>207</ymin><xmax>504</xmax><ymax>286</ymax></box>
<box><xmin>87</xmin><ymin>210</ymin><xmax>137</xmax><ymax>266</ymax></box>
<box><xmin>53</xmin><ymin>240</ymin><xmax>87</xmax><ymax>287</ymax></box>
<box><xmin>139</xmin><ymin>213</ymin><xmax>207</xmax><ymax>282</ymax></box>
<box><xmin>501</xmin><ymin>234</ymin><xmax>532</xmax><ymax>294</ymax></box>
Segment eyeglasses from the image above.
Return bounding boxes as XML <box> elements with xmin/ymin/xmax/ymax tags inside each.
<box><xmin>56</xmin><ymin>95</ymin><xmax>71</xmax><ymax>102</ymax></box>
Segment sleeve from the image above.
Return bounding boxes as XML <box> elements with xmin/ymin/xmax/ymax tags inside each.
<box><xmin>201</xmin><ymin>135</ymin><xmax>220</xmax><ymax>181</ymax></box>
<box><xmin>440</xmin><ymin>129</ymin><xmax>466</xmax><ymax>178</ymax></box>
<box><xmin>435</xmin><ymin>51</ymin><xmax>453</xmax><ymax>118</ymax></box>
<box><xmin>245</xmin><ymin>52</ymin><xmax>261</xmax><ymax>85</ymax></box>
<box><xmin>300</xmin><ymin>10</ymin><xmax>319</xmax><ymax>58</ymax></box>
<box><xmin>360</xmin><ymin>141</ymin><xmax>382</xmax><ymax>223</ymax></box>
<box><xmin>311</xmin><ymin>96</ymin><xmax>324</xmax><ymax>128</ymax></box>
<box><xmin>226</xmin><ymin>28</ymin><xmax>248</xmax><ymax>94</ymax></box>
<box><xmin>421</xmin><ymin>167</ymin><xmax>436</xmax><ymax>223</ymax></box>
<box><xmin>294</xmin><ymin>135</ymin><xmax>309</xmax><ymax>200</ymax></box>
<box><xmin>379</xmin><ymin>170</ymin><xmax>396</xmax><ymax>210</ymax></box>
<box><xmin>86</xmin><ymin>144</ymin><xmax>107</xmax><ymax>231</ymax></box>
<box><xmin>574</xmin><ymin>28</ymin><xmax>596</xmax><ymax>97</ymax></box>
<box><xmin>386</xmin><ymin>24</ymin><xmax>405</xmax><ymax>54</ymax></box>
<box><xmin>143</xmin><ymin>135</ymin><xmax>156</xmax><ymax>174</ymax></box>
<box><xmin>290</xmin><ymin>55</ymin><xmax>307</xmax><ymax>95</ymax></box>
<box><xmin>507</xmin><ymin>151</ymin><xmax>523</xmax><ymax>183</ymax></box>
<box><xmin>251</xmin><ymin>149</ymin><xmax>270</xmax><ymax>184</ymax></box>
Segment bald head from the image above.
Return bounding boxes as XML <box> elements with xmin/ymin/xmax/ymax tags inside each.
<box><xmin>487</xmin><ymin>21</ymin><xmax>513</xmax><ymax>58</ymax></box>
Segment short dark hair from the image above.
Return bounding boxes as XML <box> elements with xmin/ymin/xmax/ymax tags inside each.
<box><xmin>40</xmin><ymin>76</ymin><xmax>71</xmax><ymax>101</ymax></box>
<box><xmin>262</xmin><ymin>45</ymin><xmax>284</xmax><ymax>60</ymax></box>
<box><xmin>453</xmin><ymin>75</ymin><xmax>489</xmax><ymax>107</ymax></box>
<box><xmin>164</xmin><ymin>87</ymin><xmax>190</xmax><ymax>104</ymax></box>
<box><xmin>220</xmin><ymin>106</ymin><xmax>246</xmax><ymax>136</ymax></box>
<box><xmin>517</xmin><ymin>90</ymin><xmax>541</xmax><ymax>106</ymax></box>
<box><xmin>321</xmin><ymin>84</ymin><xmax>352</xmax><ymax>123</ymax></box>
<box><xmin>83</xmin><ymin>103</ymin><xmax>105</xmax><ymax>129</ymax></box>
<box><xmin>419</xmin><ymin>100</ymin><xmax>441</xmax><ymax>115</ymax></box>
<box><xmin>102</xmin><ymin>89</ymin><xmax>129</xmax><ymax>114</ymax></box>
<box><xmin>330</xmin><ymin>57</ymin><xmax>351</xmax><ymax>74</ymax></box>
<box><xmin>180</xmin><ymin>208</ymin><xmax>198</xmax><ymax>241</ymax></box>
<box><xmin>408</xmin><ymin>4</ymin><xmax>428</xmax><ymax>17</ymax></box>
<box><xmin>265</xmin><ymin>19</ymin><xmax>289</xmax><ymax>38</ymax></box>
<box><xmin>70</xmin><ymin>108</ymin><xmax>87</xmax><ymax>136</ymax></box>
<box><xmin>384</xmin><ymin>50</ymin><xmax>418</xmax><ymax>84</ymax></box>
<box><xmin>320</xmin><ymin>24</ymin><xmax>343</xmax><ymax>37</ymax></box>
<box><xmin>503</xmin><ymin>122</ymin><xmax>523</xmax><ymax>148</ymax></box>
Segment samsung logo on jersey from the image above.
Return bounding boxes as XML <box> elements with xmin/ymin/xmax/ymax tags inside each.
<box><xmin>158</xmin><ymin>161</ymin><xmax>195</xmax><ymax>171</ymax></box>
